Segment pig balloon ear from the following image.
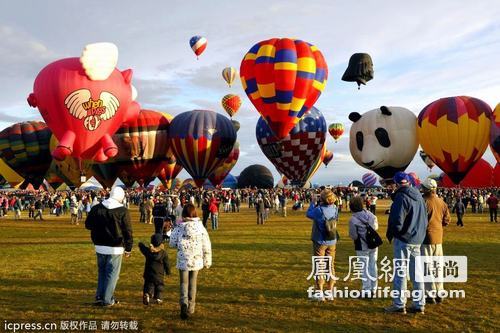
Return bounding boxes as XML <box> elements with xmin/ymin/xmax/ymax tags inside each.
<box><xmin>80</xmin><ymin>42</ymin><xmax>118</xmax><ymax>81</ymax></box>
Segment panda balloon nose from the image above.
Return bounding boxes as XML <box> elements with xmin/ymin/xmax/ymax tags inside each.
<box><xmin>363</xmin><ymin>161</ymin><xmax>375</xmax><ymax>167</ymax></box>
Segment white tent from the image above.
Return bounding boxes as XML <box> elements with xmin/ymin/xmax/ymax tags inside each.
<box><xmin>80</xmin><ymin>176</ymin><xmax>104</xmax><ymax>191</ymax></box>
<box><xmin>112</xmin><ymin>178</ymin><xmax>126</xmax><ymax>189</ymax></box>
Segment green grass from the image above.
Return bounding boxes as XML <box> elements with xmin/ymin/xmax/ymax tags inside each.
<box><xmin>0</xmin><ymin>202</ymin><xmax>498</xmax><ymax>332</ymax></box>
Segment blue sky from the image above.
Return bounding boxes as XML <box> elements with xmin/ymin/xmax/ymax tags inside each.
<box><xmin>1</xmin><ymin>0</ymin><xmax>499</xmax><ymax>185</ymax></box>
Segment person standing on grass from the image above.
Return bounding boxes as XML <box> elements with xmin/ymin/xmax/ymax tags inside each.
<box><xmin>85</xmin><ymin>187</ymin><xmax>133</xmax><ymax>307</ymax></box>
<box><xmin>13</xmin><ymin>196</ymin><xmax>22</xmax><ymax>220</ymax></box>
<box><xmin>385</xmin><ymin>172</ymin><xmax>428</xmax><ymax>314</ymax></box>
<box><xmin>306</xmin><ymin>189</ymin><xmax>339</xmax><ymax>301</ymax></box>
<box><xmin>169</xmin><ymin>204</ymin><xmax>212</xmax><ymax>320</ymax></box>
<box><xmin>201</xmin><ymin>194</ymin><xmax>210</xmax><ymax>228</ymax></box>
<box><xmin>348</xmin><ymin>196</ymin><xmax>379</xmax><ymax>298</ymax></box>
<box><xmin>452</xmin><ymin>197</ymin><xmax>465</xmax><ymax>227</ymax></box>
<box><xmin>421</xmin><ymin>179</ymin><xmax>450</xmax><ymax>304</ymax></box>
<box><xmin>255</xmin><ymin>194</ymin><xmax>265</xmax><ymax>225</ymax></box>
<box><xmin>145</xmin><ymin>196</ymin><xmax>155</xmax><ymax>225</ymax></box>
<box><xmin>209</xmin><ymin>195</ymin><xmax>219</xmax><ymax>230</ymax></box>
<box><xmin>33</xmin><ymin>198</ymin><xmax>44</xmax><ymax>221</ymax></box>
<box><xmin>152</xmin><ymin>197</ymin><xmax>168</xmax><ymax>234</ymax></box>
<box><xmin>486</xmin><ymin>192</ymin><xmax>498</xmax><ymax>223</ymax></box>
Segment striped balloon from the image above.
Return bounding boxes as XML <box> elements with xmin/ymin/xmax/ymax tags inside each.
<box><xmin>158</xmin><ymin>156</ymin><xmax>183</xmax><ymax>188</ymax></box>
<box><xmin>189</xmin><ymin>35</ymin><xmax>207</xmax><ymax>58</ymax></box>
<box><xmin>240</xmin><ymin>38</ymin><xmax>328</xmax><ymax>139</ymax></box>
<box><xmin>328</xmin><ymin>123</ymin><xmax>344</xmax><ymax>142</ymax></box>
<box><xmin>222</xmin><ymin>67</ymin><xmax>237</xmax><ymax>87</ymax></box>
<box><xmin>323</xmin><ymin>150</ymin><xmax>333</xmax><ymax>167</ymax></box>
<box><xmin>490</xmin><ymin>103</ymin><xmax>500</xmax><ymax>162</ymax></box>
<box><xmin>417</xmin><ymin>96</ymin><xmax>492</xmax><ymax>184</ymax></box>
<box><xmin>168</xmin><ymin>110</ymin><xmax>237</xmax><ymax>187</ymax></box>
<box><xmin>256</xmin><ymin>106</ymin><xmax>326</xmax><ymax>186</ymax></box>
<box><xmin>362</xmin><ymin>172</ymin><xmax>377</xmax><ymax>187</ymax></box>
<box><xmin>221</xmin><ymin>94</ymin><xmax>242</xmax><ymax>117</ymax></box>
<box><xmin>0</xmin><ymin>121</ymin><xmax>52</xmax><ymax>188</ymax></box>
<box><xmin>208</xmin><ymin>142</ymin><xmax>240</xmax><ymax>186</ymax></box>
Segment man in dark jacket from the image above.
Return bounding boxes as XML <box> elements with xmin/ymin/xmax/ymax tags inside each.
<box><xmin>152</xmin><ymin>197</ymin><xmax>168</xmax><ymax>234</ymax></box>
<box><xmin>385</xmin><ymin>172</ymin><xmax>428</xmax><ymax>314</ymax></box>
<box><xmin>85</xmin><ymin>187</ymin><xmax>133</xmax><ymax>307</ymax></box>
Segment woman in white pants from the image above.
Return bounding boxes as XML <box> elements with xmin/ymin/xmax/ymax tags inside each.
<box><xmin>348</xmin><ymin>196</ymin><xmax>379</xmax><ymax>297</ymax></box>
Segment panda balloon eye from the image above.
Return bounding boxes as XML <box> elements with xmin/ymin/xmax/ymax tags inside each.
<box><xmin>356</xmin><ymin>131</ymin><xmax>364</xmax><ymax>151</ymax></box>
<box><xmin>375</xmin><ymin>128</ymin><xmax>391</xmax><ymax>147</ymax></box>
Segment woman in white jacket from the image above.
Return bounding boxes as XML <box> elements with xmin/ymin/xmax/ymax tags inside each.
<box><xmin>348</xmin><ymin>196</ymin><xmax>379</xmax><ymax>297</ymax></box>
<box><xmin>169</xmin><ymin>203</ymin><xmax>212</xmax><ymax>320</ymax></box>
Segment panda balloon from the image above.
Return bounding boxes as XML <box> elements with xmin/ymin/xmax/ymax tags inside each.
<box><xmin>349</xmin><ymin>106</ymin><xmax>418</xmax><ymax>182</ymax></box>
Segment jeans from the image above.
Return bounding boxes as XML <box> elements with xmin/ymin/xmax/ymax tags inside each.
<box><xmin>489</xmin><ymin>208</ymin><xmax>497</xmax><ymax>222</ymax></box>
<box><xmin>456</xmin><ymin>213</ymin><xmax>464</xmax><ymax>226</ymax></box>
<box><xmin>179</xmin><ymin>270</ymin><xmax>198</xmax><ymax>313</ymax></box>
<box><xmin>211</xmin><ymin>213</ymin><xmax>218</xmax><ymax>230</ymax></box>
<box><xmin>421</xmin><ymin>244</ymin><xmax>444</xmax><ymax>298</ymax></box>
<box><xmin>356</xmin><ymin>248</ymin><xmax>378</xmax><ymax>292</ymax></box>
<box><xmin>392</xmin><ymin>238</ymin><xmax>425</xmax><ymax>309</ymax></box>
<box><xmin>96</xmin><ymin>253</ymin><xmax>123</xmax><ymax>305</ymax></box>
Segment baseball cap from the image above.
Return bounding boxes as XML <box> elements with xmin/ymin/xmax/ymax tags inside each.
<box><xmin>393</xmin><ymin>172</ymin><xmax>411</xmax><ymax>186</ymax></box>
<box><xmin>421</xmin><ymin>178</ymin><xmax>437</xmax><ymax>190</ymax></box>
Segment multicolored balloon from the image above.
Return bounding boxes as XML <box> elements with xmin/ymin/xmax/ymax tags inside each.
<box><xmin>222</xmin><ymin>67</ymin><xmax>237</xmax><ymax>87</ymax></box>
<box><xmin>27</xmin><ymin>43</ymin><xmax>140</xmax><ymax>162</ymax></box>
<box><xmin>256</xmin><ymin>106</ymin><xmax>326</xmax><ymax>186</ymax></box>
<box><xmin>240</xmin><ymin>38</ymin><xmax>328</xmax><ymax>139</ymax></box>
<box><xmin>441</xmin><ymin>159</ymin><xmax>493</xmax><ymax>188</ymax></box>
<box><xmin>208</xmin><ymin>142</ymin><xmax>240</xmax><ymax>186</ymax></box>
<box><xmin>419</xmin><ymin>150</ymin><xmax>436</xmax><ymax>170</ymax></box>
<box><xmin>328</xmin><ymin>123</ymin><xmax>344</xmax><ymax>142</ymax></box>
<box><xmin>168</xmin><ymin>110</ymin><xmax>237</xmax><ymax>187</ymax></box>
<box><xmin>93</xmin><ymin>109</ymin><xmax>173</xmax><ymax>187</ymax></box>
<box><xmin>0</xmin><ymin>121</ymin><xmax>52</xmax><ymax>188</ymax></box>
<box><xmin>407</xmin><ymin>172</ymin><xmax>421</xmax><ymax>187</ymax></box>
<box><xmin>417</xmin><ymin>96</ymin><xmax>492</xmax><ymax>184</ymax></box>
<box><xmin>221</xmin><ymin>94</ymin><xmax>242</xmax><ymax>117</ymax></box>
<box><xmin>349</xmin><ymin>106</ymin><xmax>418</xmax><ymax>180</ymax></box>
<box><xmin>0</xmin><ymin>159</ymin><xmax>24</xmax><ymax>188</ymax></box>
<box><xmin>158</xmin><ymin>157</ymin><xmax>183</xmax><ymax>189</ymax></box>
<box><xmin>189</xmin><ymin>36</ymin><xmax>207</xmax><ymax>58</ymax></box>
<box><xmin>362</xmin><ymin>172</ymin><xmax>377</xmax><ymax>187</ymax></box>
<box><xmin>323</xmin><ymin>150</ymin><xmax>333</xmax><ymax>167</ymax></box>
<box><xmin>490</xmin><ymin>103</ymin><xmax>500</xmax><ymax>163</ymax></box>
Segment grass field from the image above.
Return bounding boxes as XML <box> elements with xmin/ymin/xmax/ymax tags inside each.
<box><xmin>0</xmin><ymin>201</ymin><xmax>498</xmax><ymax>332</ymax></box>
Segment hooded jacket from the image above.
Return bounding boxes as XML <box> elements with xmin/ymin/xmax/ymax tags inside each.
<box><xmin>85</xmin><ymin>198</ymin><xmax>133</xmax><ymax>253</ymax></box>
<box><xmin>306</xmin><ymin>202</ymin><xmax>338</xmax><ymax>245</ymax></box>
<box><xmin>387</xmin><ymin>186</ymin><xmax>428</xmax><ymax>245</ymax></box>
<box><xmin>348</xmin><ymin>209</ymin><xmax>378</xmax><ymax>251</ymax></box>
<box><xmin>139</xmin><ymin>242</ymin><xmax>171</xmax><ymax>283</ymax></box>
<box><xmin>169</xmin><ymin>217</ymin><xmax>212</xmax><ymax>271</ymax></box>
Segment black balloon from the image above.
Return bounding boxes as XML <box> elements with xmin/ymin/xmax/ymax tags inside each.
<box><xmin>342</xmin><ymin>53</ymin><xmax>374</xmax><ymax>89</ymax></box>
<box><xmin>238</xmin><ymin>165</ymin><xmax>274</xmax><ymax>189</ymax></box>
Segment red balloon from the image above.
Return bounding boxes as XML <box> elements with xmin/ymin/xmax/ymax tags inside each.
<box><xmin>28</xmin><ymin>44</ymin><xmax>140</xmax><ymax>163</ymax></box>
<box><xmin>158</xmin><ymin>157</ymin><xmax>183</xmax><ymax>188</ymax></box>
<box><xmin>441</xmin><ymin>159</ymin><xmax>493</xmax><ymax>188</ymax></box>
<box><xmin>493</xmin><ymin>163</ymin><xmax>500</xmax><ymax>187</ymax></box>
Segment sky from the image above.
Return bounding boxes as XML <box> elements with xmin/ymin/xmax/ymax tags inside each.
<box><xmin>1</xmin><ymin>0</ymin><xmax>499</xmax><ymax>185</ymax></box>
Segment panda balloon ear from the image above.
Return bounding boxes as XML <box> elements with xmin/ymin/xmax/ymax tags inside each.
<box><xmin>380</xmin><ymin>106</ymin><xmax>392</xmax><ymax>116</ymax></box>
<box><xmin>349</xmin><ymin>112</ymin><xmax>362</xmax><ymax>122</ymax></box>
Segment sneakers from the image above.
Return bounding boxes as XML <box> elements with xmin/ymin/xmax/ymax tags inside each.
<box><xmin>143</xmin><ymin>293</ymin><xmax>150</xmax><ymax>305</ymax></box>
<box><xmin>384</xmin><ymin>304</ymin><xmax>406</xmax><ymax>314</ymax></box>
<box><xmin>408</xmin><ymin>305</ymin><xmax>425</xmax><ymax>314</ymax></box>
<box><xmin>311</xmin><ymin>294</ymin><xmax>325</xmax><ymax>302</ymax></box>
<box><xmin>180</xmin><ymin>304</ymin><xmax>189</xmax><ymax>320</ymax></box>
<box><xmin>93</xmin><ymin>298</ymin><xmax>103</xmax><ymax>306</ymax></box>
<box><xmin>155</xmin><ymin>299</ymin><xmax>163</xmax><ymax>305</ymax></box>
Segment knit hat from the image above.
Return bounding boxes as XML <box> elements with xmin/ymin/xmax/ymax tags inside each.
<box><xmin>151</xmin><ymin>233</ymin><xmax>163</xmax><ymax>247</ymax></box>
<box><xmin>109</xmin><ymin>187</ymin><xmax>125</xmax><ymax>203</ymax></box>
<box><xmin>393</xmin><ymin>172</ymin><xmax>410</xmax><ymax>186</ymax></box>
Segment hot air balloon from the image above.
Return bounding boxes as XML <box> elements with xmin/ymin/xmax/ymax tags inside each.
<box><xmin>222</xmin><ymin>67</ymin><xmax>237</xmax><ymax>87</ymax></box>
<box><xmin>0</xmin><ymin>159</ymin><xmax>24</xmax><ymax>188</ymax></box>
<box><xmin>342</xmin><ymin>53</ymin><xmax>374</xmax><ymax>89</ymax></box>
<box><xmin>256</xmin><ymin>106</ymin><xmax>326</xmax><ymax>186</ymax></box>
<box><xmin>323</xmin><ymin>150</ymin><xmax>333</xmax><ymax>167</ymax></box>
<box><xmin>417</xmin><ymin>96</ymin><xmax>492</xmax><ymax>184</ymax></box>
<box><xmin>362</xmin><ymin>172</ymin><xmax>377</xmax><ymax>187</ymax></box>
<box><xmin>238</xmin><ymin>165</ymin><xmax>274</xmax><ymax>189</ymax></box>
<box><xmin>208</xmin><ymin>142</ymin><xmax>240</xmax><ymax>186</ymax></box>
<box><xmin>419</xmin><ymin>150</ymin><xmax>436</xmax><ymax>170</ymax></box>
<box><xmin>157</xmin><ymin>157</ymin><xmax>183</xmax><ymax>188</ymax></box>
<box><xmin>490</xmin><ymin>103</ymin><xmax>500</xmax><ymax>162</ymax></box>
<box><xmin>328</xmin><ymin>123</ymin><xmax>344</xmax><ymax>142</ymax></box>
<box><xmin>441</xmin><ymin>159</ymin><xmax>493</xmax><ymax>188</ymax></box>
<box><xmin>349</xmin><ymin>106</ymin><xmax>418</xmax><ymax>181</ymax></box>
<box><xmin>181</xmin><ymin>178</ymin><xmax>197</xmax><ymax>190</ymax></box>
<box><xmin>170</xmin><ymin>177</ymin><xmax>183</xmax><ymax>192</ymax></box>
<box><xmin>169</xmin><ymin>110</ymin><xmax>237</xmax><ymax>187</ymax></box>
<box><xmin>240</xmin><ymin>38</ymin><xmax>328</xmax><ymax>139</ymax></box>
<box><xmin>221</xmin><ymin>94</ymin><xmax>242</xmax><ymax>118</ymax></box>
<box><xmin>92</xmin><ymin>110</ymin><xmax>173</xmax><ymax>187</ymax></box>
<box><xmin>493</xmin><ymin>163</ymin><xmax>500</xmax><ymax>187</ymax></box>
<box><xmin>407</xmin><ymin>172</ymin><xmax>421</xmax><ymax>187</ymax></box>
<box><xmin>189</xmin><ymin>36</ymin><xmax>207</xmax><ymax>59</ymax></box>
<box><xmin>27</xmin><ymin>43</ymin><xmax>140</xmax><ymax>162</ymax></box>
<box><xmin>231</xmin><ymin>119</ymin><xmax>240</xmax><ymax>132</ymax></box>
<box><xmin>0</xmin><ymin>121</ymin><xmax>52</xmax><ymax>188</ymax></box>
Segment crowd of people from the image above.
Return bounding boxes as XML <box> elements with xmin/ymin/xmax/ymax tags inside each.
<box><xmin>1</xmin><ymin>180</ymin><xmax>499</xmax><ymax>320</ymax></box>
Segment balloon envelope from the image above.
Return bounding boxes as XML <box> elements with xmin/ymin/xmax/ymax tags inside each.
<box><xmin>441</xmin><ymin>159</ymin><xmax>493</xmax><ymax>188</ymax></box>
<box><xmin>240</xmin><ymin>38</ymin><xmax>328</xmax><ymax>139</ymax></box>
<box><xmin>238</xmin><ymin>165</ymin><xmax>274</xmax><ymax>189</ymax></box>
